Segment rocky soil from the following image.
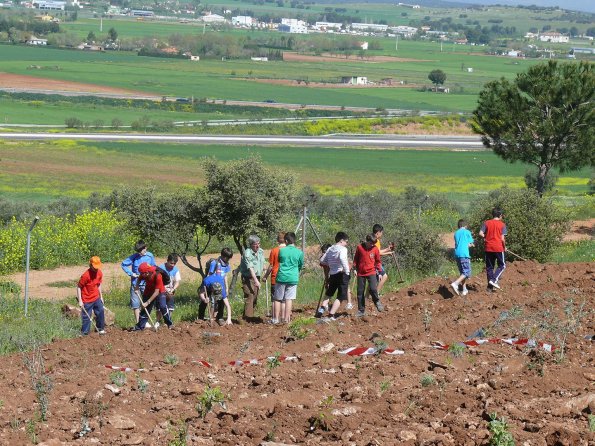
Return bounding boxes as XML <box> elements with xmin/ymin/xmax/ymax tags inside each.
<box><xmin>0</xmin><ymin>261</ymin><xmax>593</xmax><ymax>446</ymax></box>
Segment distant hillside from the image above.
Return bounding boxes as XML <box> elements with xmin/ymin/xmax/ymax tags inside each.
<box><xmin>317</xmin><ymin>0</ymin><xmax>595</xmax><ymax>13</ymax></box>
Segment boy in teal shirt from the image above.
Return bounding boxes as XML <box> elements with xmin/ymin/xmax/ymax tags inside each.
<box><xmin>451</xmin><ymin>219</ymin><xmax>474</xmax><ymax>296</ymax></box>
<box><xmin>273</xmin><ymin>232</ymin><xmax>304</xmax><ymax>324</ymax></box>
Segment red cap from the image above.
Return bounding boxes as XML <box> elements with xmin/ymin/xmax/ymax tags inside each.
<box><xmin>138</xmin><ymin>262</ymin><xmax>153</xmax><ymax>274</ymax></box>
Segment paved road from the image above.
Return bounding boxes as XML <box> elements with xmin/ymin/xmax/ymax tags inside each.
<box><xmin>0</xmin><ymin>132</ymin><xmax>485</xmax><ymax>149</ymax></box>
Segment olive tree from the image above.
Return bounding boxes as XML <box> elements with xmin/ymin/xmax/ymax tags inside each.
<box><xmin>472</xmin><ymin>61</ymin><xmax>594</xmax><ymax>196</ymax></box>
<box><xmin>198</xmin><ymin>156</ymin><xmax>297</xmax><ymax>254</ymax></box>
<box><xmin>428</xmin><ymin>69</ymin><xmax>447</xmax><ymax>87</ymax></box>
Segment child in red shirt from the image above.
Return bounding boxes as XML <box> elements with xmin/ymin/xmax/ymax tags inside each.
<box><xmin>133</xmin><ymin>262</ymin><xmax>174</xmax><ymax>330</ymax></box>
<box><xmin>77</xmin><ymin>256</ymin><xmax>105</xmax><ymax>335</ymax></box>
<box><xmin>353</xmin><ymin>234</ymin><xmax>384</xmax><ymax>317</ymax></box>
<box><xmin>479</xmin><ymin>208</ymin><xmax>507</xmax><ymax>291</ymax></box>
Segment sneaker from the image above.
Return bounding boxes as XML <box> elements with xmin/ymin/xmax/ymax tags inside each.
<box><xmin>355</xmin><ymin>310</ymin><xmax>365</xmax><ymax>318</ymax></box>
<box><xmin>167</xmin><ymin>324</ymin><xmax>174</xmax><ymax>330</ymax></box>
<box><xmin>374</xmin><ymin>301</ymin><xmax>384</xmax><ymax>312</ymax></box>
<box><xmin>346</xmin><ymin>302</ymin><xmax>354</xmax><ymax>310</ymax></box>
<box><xmin>98</xmin><ymin>330</ymin><xmax>106</xmax><ymax>335</ymax></box>
<box><xmin>268</xmin><ymin>319</ymin><xmax>279</xmax><ymax>325</ymax></box>
<box><xmin>154</xmin><ymin>322</ymin><xmax>160</xmax><ymax>329</ymax></box>
<box><xmin>316</xmin><ymin>306</ymin><xmax>327</xmax><ymax>318</ymax></box>
<box><xmin>450</xmin><ymin>282</ymin><xmax>460</xmax><ymax>296</ymax></box>
<box><xmin>461</xmin><ymin>288</ymin><xmax>469</xmax><ymax>296</ymax></box>
<box><xmin>488</xmin><ymin>280</ymin><xmax>501</xmax><ymax>290</ymax></box>
<box><xmin>328</xmin><ymin>314</ymin><xmax>338</xmax><ymax>322</ymax></box>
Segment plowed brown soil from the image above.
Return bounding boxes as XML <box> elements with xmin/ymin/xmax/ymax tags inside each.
<box><xmin>0</xmin><ymin>72</ymin><xmax>158</xmax><ymax>97</ymax></box>
<box><xmin>1</xmin><ymin>261</ymin><xmax>593</xmax><ymax>445</ymax></box>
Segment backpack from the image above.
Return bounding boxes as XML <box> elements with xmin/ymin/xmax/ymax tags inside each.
<box><xmin>204</xmin><ymin>258</ymin><xmax>220</xmax><ymax>277</ymax></box>
<box><xmin>155</xmin><ymin>266</ymin><xmax>171</xmax><ymax>286</ymax></box>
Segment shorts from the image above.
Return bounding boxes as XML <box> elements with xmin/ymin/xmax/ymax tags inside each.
<box><xmin>273</xmin><ymin>283</ymin><xmax>297</xmax><ymax>301</ymax></box>
<box><xmin>129</xmin><ymin>282</ymin><xmax>145</xmax><ymax>310</ymax></box>
<box><xmin>456</xmin><ymin>257</ymin><xmax>472</xmax><ymax>278</ymax></box>
<box><xmin>325</xmin><ymin>272</ymin><xmax>350</xmax><ymax>302</ymax></box>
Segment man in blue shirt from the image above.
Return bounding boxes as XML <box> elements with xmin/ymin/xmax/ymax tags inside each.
<box><xmin>121</xmin><ymin>240</ymin><xmax>156</xmax><ymax>324</ymax></box>
<box><xmin>198</xmin><ymin>248</ymin><xmax>233</xmax><ymax>323</ymax></box>
<box><xmin>451</xmin><ymin>219</ymin><xmax>474</xmax><ymax>296</ymax></box>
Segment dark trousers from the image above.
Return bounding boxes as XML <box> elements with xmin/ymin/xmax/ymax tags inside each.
<box><xmin>357</xmin><ymin>274</ymin><xmax>379</xmax><ymax>312</ymax></box>
<box><xmin>82</xmin><ymin>299</ymin><xmax>105</xmax><ymax>334</ymax></box>
<box><xmin>485</xmin><ymin>251</ymin><xmax>506</xmax><ymax>284</ymax></box>
<box><xmin>198</xmin><ymin>299</ymin><xmax>225</xmax><ymax>321</ymax></box>
<box><xmin>136</xmin><ymin>292</ymin><xmax>172</xmax><ymax>329</ymax></box>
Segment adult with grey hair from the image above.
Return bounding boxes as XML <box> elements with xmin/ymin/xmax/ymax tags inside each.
<box><xmin>240</xmin><ymin>234</ymin><xmax>265</xmax><ymax>321</ymax></box>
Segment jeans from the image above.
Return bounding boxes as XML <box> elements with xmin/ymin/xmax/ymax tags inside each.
<box><xmin>136</xmin><ymin>292</ymin><xmax>172</xmax><ymax>329</ymax></box>
<box><xmin>81</xmin><ymin>299</ymin><xmax>105</xmax><ymax>334</ymax></box>
<box><xmin>357</xmin><ymin>274</ymin><xmax>379</xmax><ymax>313</ymax></box>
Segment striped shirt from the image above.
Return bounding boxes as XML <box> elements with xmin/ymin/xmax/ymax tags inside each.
<box><xmin>320</xmin><ymin>244</ymin><xmax>350</xmax><ymax>275</ymax></box>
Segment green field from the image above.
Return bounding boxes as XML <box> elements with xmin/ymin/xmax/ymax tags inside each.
<box><xmin>0</xmin><ymin>42</ymin><xmax>548</xmax><ymax>115</ymax></box>
<box><xmin>0</xmin><ymin>140</ymin><xmax>590</xmax><ymax>203</ymax></box>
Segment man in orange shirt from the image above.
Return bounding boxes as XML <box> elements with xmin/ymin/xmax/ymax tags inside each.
<box><xmin>77</xmin><ymin>256</ymin><xmax>106</xmax><ymax>335</ymax></box>
<box><xmin>262</xmin><ymin>232</ymin><xmax>286</xmax><ymax>323</ymax></box>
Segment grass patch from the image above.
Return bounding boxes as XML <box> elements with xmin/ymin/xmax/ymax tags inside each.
<box><xmin>0</xmin><ymin>292</ymin><xmax>79</xmax><ymax>355</ymax></box>
<box><xmin>551</xmin><ymin>240</ymin><xmax>595</xmax><ymax>263</ymax></box>
<box><xmin>47</xmin><ymin>280</ymin><xmax>78</xmax><ymax>288</ymax></box>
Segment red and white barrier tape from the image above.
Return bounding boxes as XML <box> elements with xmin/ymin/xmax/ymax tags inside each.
<box><xmin>105</xmin><ymin>365</ymin><xmax>146</xmax><ymax>372</ymax></box>
<box><xmin>191</xmin><ymin>359</ymin><xmax>212</xmax><ymax>368</ymax></box>
<box><xmin>229</xmin><ymin>356</ymin><xmax>299</xmax><ymax>366</ymax></box>
<box><xmin>339</xmin><ymin>347</ymin><xmax>405</xmax><ymax>356</ymax></box>
<box><xmin>433</xmin><ymin>338</ymin><xmax>555</xmax><ymax>353</ymax></box>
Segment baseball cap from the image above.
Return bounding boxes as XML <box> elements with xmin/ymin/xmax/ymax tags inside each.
<box><xmin>90</xmin><ymin>256</ymin><xmax>102</xmax><ymax>269</ymax></box>
<box><xmin>138</xmin><ymin>262</ymin><xmax>153</xmax><ymax>274</ymax></box>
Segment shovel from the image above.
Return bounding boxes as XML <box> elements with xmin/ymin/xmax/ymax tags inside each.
<box><xmin>391</xmin><ymin>252</ymin><xmax>405</xmax><ymax>283</ymax></box>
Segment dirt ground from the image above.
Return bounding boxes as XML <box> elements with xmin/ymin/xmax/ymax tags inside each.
<box><xmin>283</xmin><ymin>52</ymin><xmax>433</xmax><ymax>64</ymax></box>
<box><xmin>243</xmin><ymin>78</ymin><xmax>423</xmax><ymax>89</ymax></box>
<box><xmin>0</xmin><ymin>259</ymin><xmax>594</xmax><ymax>445</ymax></box>
<box><xmin>0</xmin><ymin>72</ymin><xmax>159</xmax><ymax>97</ymax></box>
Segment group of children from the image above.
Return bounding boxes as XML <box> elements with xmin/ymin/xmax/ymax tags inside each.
<box><xmin>76</xmin><ymin>210</ymin><xmax>508</xmax><ymax>334</ymax></box>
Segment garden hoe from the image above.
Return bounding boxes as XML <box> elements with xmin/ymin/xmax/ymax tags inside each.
<box><xmin>134</xmin><ymin>290</ymin><xmax>158</xmax><ymax>332</ymax></box>
<box><xmin>391</xmin><ymin>252</ymin><xmax>406</xmax><ymax>283</ymax></box>
<box><xmin>507</xmin><ymin>249</ymin><xmax>528</xmax><ymax>262</ymax></box>
<box><xmin>314</xmin><ymin>280</ymin><xmax>326</xmax><ymax>317</ymax></box>
<box><xmin>265</xmin><ymin>280</ymin><xmax>271</xmax><ymax>318</ymax></box>
<box><xmin>81</xmin><ymin>305</ymin><xmax>99</xmax><ymax>333</ymax></box>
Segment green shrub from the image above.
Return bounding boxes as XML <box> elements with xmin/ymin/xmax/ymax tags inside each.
<box><xmin>469</xmin><ymin>187</ymin><xmax>569</xmax><ymax>263</ymax></box>
<box><xmin>488</xmin><ymin>413</ymin><xmax>515</xmax><ymax>446</ymax></box>
<box><xmin>0</xmin><ymin>210</ymin><xmax>136</xmax><ymax>274</ymax></box>
<box><xmin>65</xmin><ymin>117</ymin><xmax>83</xmax><ymax>128</ymax></box>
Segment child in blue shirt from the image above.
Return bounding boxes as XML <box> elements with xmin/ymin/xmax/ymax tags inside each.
<box><xmin>451</xmin><ymin>219</ymin><xmax>474</xmax><ymax>296</ymax></box>
<box><xmin>198</xmin><ymin>248</ymin><xmax>233</xmax><ymax>324</ymax></box>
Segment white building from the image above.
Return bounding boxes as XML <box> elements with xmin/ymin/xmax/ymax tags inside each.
<box><xmin>279</xmin><ymin>18</ymin><xmax>308</xmax><ymax>34</ymax></box>
<box><xmin>341</xmin><ymin>76</ymin><xmax>367</xmax><ymax>85</ymax></box>
<box><xmin>202</xmin><ymin>13</ymin><xmax>226</xmax><ymax>23</ymax></box>
<box><xmin>314</xmin><ymin>21</ymin><xmax>342</xmax><ymax>31</ymax></box>
<box><xmin>390</xmin><ymin>26</ymin><xmax>417</xmax><ymax>37</ymax></box>
<box><xmin>34</xmin><ymin>1</ymin><xmax>65</xmax><ymax>10</ymax></box>
<box><xmin>27</xmin><ymin>36</ymin><xmax>48</xmax><ymax>45</ymax></box>
<box><xmin>232</xmin><ymin>16</ymin><xmax>253</xmax><ymax>27</ymax></box>
<box><xmin>351</xmin><ymin>23</ymin><xmax>388</xmax><ymax>32</ymax></box>
<box><xmin>539</xmin><ymin>32</ymin><xmax>569</xmax><ymax>43</ymax></box>
<box><xmin>398</xmin><ymin>2</ymin><xmax>420</xmax><ymax>8</ymax></box>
